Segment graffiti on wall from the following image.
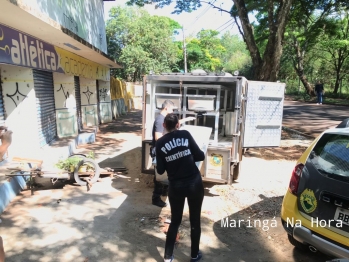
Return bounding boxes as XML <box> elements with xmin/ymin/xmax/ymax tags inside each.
<box><xmin>99</xmin><ymin>88</ymin><xmax>107</xmax><ymax>102</ymax></box>
<box><xmin>83</xmin><ymin>87</ymin><xmax>93</xmax><ymax>105</ymax></box>
<box><xmin>6</xmin><ymin>82</ymin><xmax>27</xmax><ymax>107</ymax></box>
<box><xmin>0</xmin><ymin>23</ymin><xmax>110</xmax><ymax>81</ymax></box>
<box><xmin>56</xmin><ymin>84</ymin><xmax>69</xmax><ymax>107</ymax></box>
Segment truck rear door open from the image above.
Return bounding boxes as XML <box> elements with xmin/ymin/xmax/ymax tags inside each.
<box><xmin>242</xmin><ymin>81</ymin><xmax>285</xmax><ymax>148</ymax></box>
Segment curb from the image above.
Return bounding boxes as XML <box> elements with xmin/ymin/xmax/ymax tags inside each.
<box><xmin>282</xmin><ymin>126</ymin><xmax>315</xmax><ymax>139</ymax></box>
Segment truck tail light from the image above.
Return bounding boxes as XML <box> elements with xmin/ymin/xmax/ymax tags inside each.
<box><xmin>289</xmin><ymin>164</ymin><xmax>304</xmax><ymax>195</ymax></box>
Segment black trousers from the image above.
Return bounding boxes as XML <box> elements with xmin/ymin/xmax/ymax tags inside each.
<box><xmin>164</xmin><ymin>175</ymin><xmax>204</xmax><ymax>259</ymax></box>
<box><xmin>152</xmin><ymin>175</ymin><xmax>168</xmax><ymax>199</ymax></box>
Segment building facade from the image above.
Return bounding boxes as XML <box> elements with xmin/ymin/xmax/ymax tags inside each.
<box><xmin>0</xmin><ymin>0</ymin><xmax>120</xmax><ymax>212</ymax></box>
<box><xmin>0</xmin><ymin>0</ymin><xmax>120</xmax><ymax>156</ymax></box>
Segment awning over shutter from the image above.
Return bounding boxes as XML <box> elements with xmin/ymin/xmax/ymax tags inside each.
<box><xmin>33</xmin><ymin>70</ymin><xmax>57</xmax><ymax>147</ymax></box>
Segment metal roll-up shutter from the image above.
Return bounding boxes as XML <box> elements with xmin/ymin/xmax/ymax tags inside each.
<box><xmin>96</xmin><ymin>80</ymin><xmax>101</xmax><ymax>124</ymax></box>
<box><xmin>0</xmin><ymin>77</ymin><xmax>6</xmax><ymax>126</ymax></box>
<box><xmin>33</xmin><ymin>70</ymin><xmax>57</xmax><ymax>147</ymax></box>
<box><xmin>74</xmin><ymin>76</ymin><xmax>82</xmax><ymax>131</ymax></box>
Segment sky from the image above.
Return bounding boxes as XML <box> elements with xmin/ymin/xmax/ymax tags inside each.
<box><xmin>103</xmin><ymin>0</ymin><xmax>240</xmax><ymax>39</ymax></box>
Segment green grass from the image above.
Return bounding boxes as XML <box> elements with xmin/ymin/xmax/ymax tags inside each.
<box><xmin>284</xmin><ymin>80</ymin><xmax>349</xmax><ymax>106</ymax></box>
<box><xmin>321</xmin><ymin>97</ymin><xmax>349</xmax><ymax>106</ymax></box>
<box><xmin>285</xmin><ymin>93</ymin><xmax>349</xmax><ymax>106</ymax></box>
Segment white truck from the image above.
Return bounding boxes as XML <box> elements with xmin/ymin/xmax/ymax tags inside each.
<box><xmin>141</xmin><ymin>72</ymin><xmax>285</xmax><ymax>184</ymax></box>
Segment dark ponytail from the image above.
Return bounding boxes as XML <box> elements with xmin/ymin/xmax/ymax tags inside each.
<box><xmin>164</xmin><ymin>113</ymin><xmax>178</xmax><ymax>131</ymax></box>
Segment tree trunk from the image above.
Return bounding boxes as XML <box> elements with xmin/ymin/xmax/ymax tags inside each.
<box><xmin>298</xmin><ymin>74</ymin><xmax>314</xmax><ymax>95</ymax></box>
<box><xmin>294</xmin><ymin>44</ymin><xmax>313</xmax><ymax>94</ymax></box>
<box><xmin>292</xmin><ymin>37</ymin><xmax>314</xmax><ymax>95</ymax></box>
<box><xmin>233</xmin><ymin>0</ymin><xmax>294</xmax><ymax>81</ymax></box>
<box><xmin>333</xmin><ymin>52</ymin><xmax>344</xmax><ymax>94</ymax></box>
<box><xmin>232</xmin><ymin>0</ymin><xmax>263</xmax><ymax>78</ymax></box>
<box><xmin>334</xmin><ymin>73</ymin><xmax>340</xmax><ymax>94</ymax></box>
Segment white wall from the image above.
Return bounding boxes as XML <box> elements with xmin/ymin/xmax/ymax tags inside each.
<box><xmin>16</xmin><ymin>0</ymin><xmax>107</xmax><ymax>53</ymax></box>
<box><xmin>0</xmin><ymin>65</ymin><xmax>40</xmax><ymax>156</ymax></box>
<box><xmin>98</xmin><ymin>80</ymin><xmax>112</xmax><ymax>124</ymax></box>
<box><xmin>53</xmin><ymin>73</ymin><xmax>78</xmax><ymax>137</ymax></box>
<box><xmin>80</xmin><ymin>77</ymin><xmax>98</xmax><ymax>127</ymax></box>
<box><xmin>126</xmin><ymin>82</ymin><xmax>143</xmax><ymax>110</ymax></box>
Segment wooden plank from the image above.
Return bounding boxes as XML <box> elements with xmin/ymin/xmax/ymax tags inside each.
<box><xmin>77</xmin><ymin>171</ymin><xmax>114</xmax><ymax>175</ymax></box>
<box><xmin>12</xmin><ymin>157</ymin><xmax>43</xmax><ymax>166</ymax></box>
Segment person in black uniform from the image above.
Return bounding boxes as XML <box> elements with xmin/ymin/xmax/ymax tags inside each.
<box><xmin>156</xmin><ymin>113</ymin><xmax>204</xmax><ymax>262</ymax></box>
<box><xmin>151</xmin><ymin>100</ymin><xmax>195</xmax><ymax>207</ymax></box>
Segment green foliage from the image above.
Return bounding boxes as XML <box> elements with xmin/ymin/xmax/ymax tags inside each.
<box><xmin>316</xmin><ymin>12</ymin><xmax>349</xmax><ymax>93</ymax></box>
<box><xmin>178</xmin><ymin>29</ymin><xmax>226</xmax><ymax>72</ymax></box>
<box><xmin>126</xmin><ymin>0</ymin><xmax>202</xmax><ymax>14</ymax></box>
<box><xmin>86</xmin><ymin>151</ymin><xmax>95</xmax><ymax>159</ymax></box>
<box><xmin>55</xmin><ymin>152</ymin><xmax>95</xmax><ymax>172</ymax></box>
<box><xmin>55</xmin><ymin>156</ymin><xmax>82</xmax><ymax>172</ymax></box>
<box><xmin>125</xmin><ymin>0</ymin><xmax>292</xmax><ymax>80</ymax></box>
<box><xmin>106</xmin><ymin>6</ymin><xmax>180</xmax><ymax>81</ymax></box>
<box><xmin>274</xmin><ymin>1</ymin><xmax>349</xmax><ymax>94</ymax></box>
<box><xmin>124</xmin><ymin>0</ymin><xmax>349</xmax><ymax>87</ymax></box>
<box><xmin>219</xmin><ymin>32</ymin><xmax>252</xmax><ymax>77</ymax></box>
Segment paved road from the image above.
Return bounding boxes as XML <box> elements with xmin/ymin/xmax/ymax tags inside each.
<box><xmin>283</xmin><ymin>100</ymin><xmax>348</xmax><ymax>138</ymax></box>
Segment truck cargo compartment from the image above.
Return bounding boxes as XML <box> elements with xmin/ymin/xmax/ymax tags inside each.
<box><xmin>155</xmin><ymin>93</ymin><xmax>182</xmax><ymax>109</ymax></box>
<box><xmin>187</xmin><ymin>95</ymin><xmax>216</xmax><ymax>111</ymax></box>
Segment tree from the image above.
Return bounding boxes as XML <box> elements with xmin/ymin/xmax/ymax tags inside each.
<box><xmin>219</xmin><ymin>32</ymin><xmax>252</xmax><ymax>77</ymax></box>
<box><xmin>186</xmin><ymin>29</ymin><xmax>225</xmax><ymax>72</ymax></box>
<box><xmin>126</xmin><ymin>0</ymin><xmax>293</xmax><ymax>81</ymax></box>
<box><xmin>278</xmin><ymin>1</ymin><xmax>348</xmax><ymax>95</ymax></box>
<box><xmin>126</xmin><ymin>0</ymin><xmax>349</xmax><ymax>82</ymax></box>
<box><xmin>279</xmin><ymin>4</ymin><xmax>324</xmax><ymax>95</ymax></box>
<box><xmin>173</xmin><ymin>29</ymin><xmax>225</xmax><ymax>72</ymax></box>
<box><xmin>174</xmin><ymin>30</ymin><xmax>252</xmax><ymax>75</ymax></box>
<box><xmin>319</xmin><ymin>12</ymin><xmax>349</xmax><ymax>94</ymax></box>
<box><xmin>106</xmin><ymin>6</ymin><xmax>181</xmax><ymax>81</ymax></box>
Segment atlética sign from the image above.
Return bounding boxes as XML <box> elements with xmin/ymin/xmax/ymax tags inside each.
<box><xmin>0</xmin><ymin>23</ymin><xmax>64</xmax><ymax>73</ymax></box>
<box><xmin>0</xmin><ymin>23</ymin><xmax>110</xmax><ymax>81</ymax></box>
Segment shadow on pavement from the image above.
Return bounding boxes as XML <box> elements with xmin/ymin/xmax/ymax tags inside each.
<box><xmin>282</xmin><ymin>101</ymin><xmax>348</xmax><ymax>138</ymax></box>
<box><xmin>211</xmin><ymin>195</ymin><xmax>333</xmax><ymax>262</ymax></box>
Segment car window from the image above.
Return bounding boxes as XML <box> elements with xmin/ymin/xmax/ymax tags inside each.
<box><xmin>311</xmin><ymin>133</ymin><xmax>349</xmax><ymax>178</ymax></box>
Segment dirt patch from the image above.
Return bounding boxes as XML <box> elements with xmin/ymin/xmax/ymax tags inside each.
<box><xmin>244</xmin><ymin>129</ymin><xmax>311</xmax><ymax>161</ymax></box>
<box><xmin>245</xmin><ymin>145</ymin><xmax>308</xmax><ymax>161</ymax></box>
<box><xmin>115</xmin><ymin>115</ymin><xmax>321</xmax><ymax>261</ymax></box>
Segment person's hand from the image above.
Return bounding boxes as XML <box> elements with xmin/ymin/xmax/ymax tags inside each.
<box><xmin>185</xmin><ymin>116</ymin><xmax>196</xmax><ymax>122</ymax></box>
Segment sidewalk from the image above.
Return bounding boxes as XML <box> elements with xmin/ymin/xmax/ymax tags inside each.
<box><xmin>0</xmin><ymin>110</ymin><xmax>163</xmax><ymax>262</ymax></box>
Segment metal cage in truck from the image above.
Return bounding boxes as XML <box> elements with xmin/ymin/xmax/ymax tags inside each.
<box><xmin>141</xmin><ymin>72</ymin><xmax>285</xmax><ymax>184</ymax></box>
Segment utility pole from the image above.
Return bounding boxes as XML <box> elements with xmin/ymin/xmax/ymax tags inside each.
<box><xmin>182</xmin><ymin>26</ymin><xmax>187</xmax><ymax>73</ymax></box>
